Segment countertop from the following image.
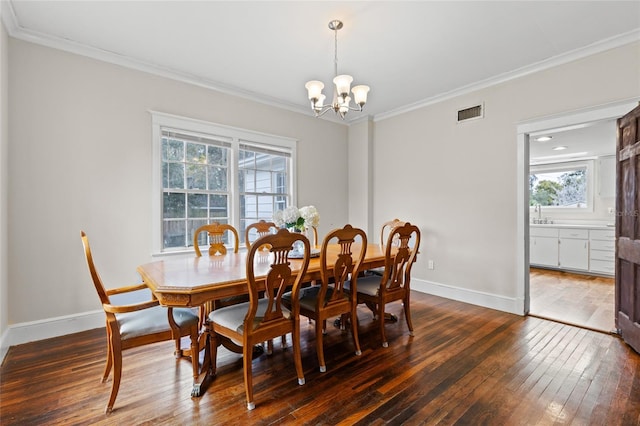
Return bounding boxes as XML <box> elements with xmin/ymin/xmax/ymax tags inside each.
<box><xmin>530</xmin><ymin>223</ymin><xmax>614</xmax><ymax>229</ymax></box>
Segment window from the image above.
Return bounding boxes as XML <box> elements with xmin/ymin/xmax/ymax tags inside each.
<box><xmin>151</xmin><ymin>112</ymin><xmax>297</xmax><ymax>253</ymax></box>
<box><xmin>529</xmin><ymin>160</ymin><xmax>593</xmax><ymax>210</ymax></box>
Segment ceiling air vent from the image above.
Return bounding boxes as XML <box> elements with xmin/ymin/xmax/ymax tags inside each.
<box><xmin>457</xmin><ymin>104</ymin><xmax>483</xmax><ymax>123</ymax></box>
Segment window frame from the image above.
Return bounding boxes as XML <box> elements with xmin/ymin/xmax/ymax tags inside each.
<box><xmin>529</xmin><ymin>159</ymin><xmax>595</xmax><ymax>213</ymax></box>
<box><xmin>151</xmin><ymin>111</ymin><xmax>297</xmax><ymax>255</ymax></box>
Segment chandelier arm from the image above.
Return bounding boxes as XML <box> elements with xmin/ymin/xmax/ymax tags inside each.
<box><xmin>315</xmin><ymin>105</ymin><xmax>334</xmax><ymax>118</ymax></box>
<box><xmin>345</xmin><ymin>105</ymin><xmax>364</xmax><ymax>112</ymax></box>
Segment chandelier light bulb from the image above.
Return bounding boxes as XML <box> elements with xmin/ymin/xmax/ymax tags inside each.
<box><xmin>333</xmin><ymin>74</ymin><xmax>353</xmax><ymax>98</ymax></box>
<box><xmin>305</xmin><ymin>80</ymin><xmax>324</xmax><ymax>100</ymax></box>
<box><xmin>352</xmin><ymin>85</ymin><xmax>370</xmax><ymax>108</ymax></box>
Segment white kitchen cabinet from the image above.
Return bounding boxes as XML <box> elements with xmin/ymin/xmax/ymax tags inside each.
<box><xmin>598</xmin><ymin>155</ymin><xmax>616</xmax><ymax>198</ymax></box>
<box><xmin>558</xmin><ymin>228</ymin><xmax>589</xmax><ymax>271</ymax></box>
<box><xmin>530</xmin><ymin>225</ymin><xmax>615</xmax><ymax>276</ymax></box>
<box><xmin>530</xmin><ymin>227</ymin><xmax>558</xmax><ymax>268</ymax></box>
<box><xmin>589</xmin><ymin>229</ymin><xmax>615</xmax><ymax>275</ymax></box>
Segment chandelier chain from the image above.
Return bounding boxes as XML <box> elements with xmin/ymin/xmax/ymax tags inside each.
<box><xmin>334</xmin><ymin>26</ymin><xmax>338</xmax><ymax>78</ymax></box>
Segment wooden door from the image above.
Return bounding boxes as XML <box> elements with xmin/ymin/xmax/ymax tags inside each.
<box><xmin>615</xmin><ymin>104</ymin><xmax>640</xmax><ymax>354</ymax></box>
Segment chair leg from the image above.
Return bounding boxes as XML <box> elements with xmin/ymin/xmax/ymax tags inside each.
<box><xmin>404</xmin><ymin>294</ymin><xmax>414</xmax><ymax>337</ymax></box>
<box><xmin>102</xmin><ymin>328</ymin><xmax>113</xmax><ymax>382</ymax></box>
<box><xmin>315</xmin><ymin>316</ymin><xmax>326</xmax><ymax>372</ymax></box>
<box><xmin>105</xmin><ymin>334</ymin><xmax>122</xmax><ymax>414</ymax></box>
<box><xmin>292</xmin><ymin>322</ymin><xmax>305</xmax><ymax>386</ymax></box>
<box><xmin>350</xmin><ymin>309</ymin><xmax>362</xmax><ymax>356</ymax></box>
<box><xmin>243</xmin><ymin>340</ymin><xmax>255</xmax><ymax>410</ymax></box>
<box><xmin>379</xmin><ymin>301</ymin><xmax>388</xmax><ymax>348</ymax></box>
<box><xmin>174</xmin><ymin>336</ymin><xmax>183</xmax><ymax>359</ymax></box>
<box><xmin>208</xmin><ymin>330</ymin><xmax>218</xmax><ymax>378</ymax></box>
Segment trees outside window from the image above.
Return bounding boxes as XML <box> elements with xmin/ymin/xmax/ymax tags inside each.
<box><xmin>530</xmin><ymin>161</ymin><xmax>590</xmax><ymax>209</ymax></box>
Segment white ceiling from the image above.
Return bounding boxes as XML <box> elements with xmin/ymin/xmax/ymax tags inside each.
<box><xmin>3</xmin><ymin>1</ymin><xmax>640</xmax><ymax>123</ymax></box>
<box><xmin>529</xmin><ymin>119</ymin><xmax>617</xmax><ymax>162</ymax></box>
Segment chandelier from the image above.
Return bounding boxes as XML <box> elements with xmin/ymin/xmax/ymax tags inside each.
<box><xmin>305</xmin><ymin>20</ymin><xmax>370</xmax><ymax>120</ymax></box>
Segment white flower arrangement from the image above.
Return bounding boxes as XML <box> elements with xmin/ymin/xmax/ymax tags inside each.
<box><xmin>273</xmin><ymin>205</ymin><xmax>320</xmax><ymax>231</ymax></box>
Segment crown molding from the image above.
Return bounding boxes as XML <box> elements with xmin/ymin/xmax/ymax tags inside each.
<box><xmin>3</xmin><ymin>1</ymin><xmax>638</xmax><ymax>128</ymax></box>
<box><xmin>374</xmin><ymin>28</ymin><xmax>640</xmax><ymax>122</ymax></box>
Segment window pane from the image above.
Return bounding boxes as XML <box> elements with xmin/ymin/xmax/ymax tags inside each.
<box><xmin>255</xmin><ymin>170</ymin><xmax>271</xmax><ymax>192</ymax></box>
<box><xmin>187</xmin><ymin>164</ymin><xmax>207</xmax><ymax>190</ymax></box>
<box><xmin>163</xmin><ymin>138</ymin><xmax>184</xmax><ymax>162</ymax></box>
<box><xmin>271</xmin><ymin>156</ymin><xmax>286</xmax><ymax>172</ymax></box>
<box><xmin>208</xmin><ymin>145</ymin><xmax>227</xmax><ymax>166</ymax></box>
<box><xmin>164</xmin><ymin>192</ymin><xmax>186</xmax><ymax>218</ymax></box>
<box><xmin>241</xmin><ymin>169</ymin><xmax>255</xmax><ymax>192</ymax></box>
<box><xmin>164</xmin><ymin>220</ymin><xmax>185</xmax><ymax>248</ymax></box>
<box><xmin>208</xmin><ymin>166</ymin><xmax>227</xmax><ymax>191</ymax></box>
<box><xmin>186</xmin><ymin>142</ymin><xmax>206</xmax><ymax>164</ymax></box>
<box><xmin>275</xmin><ymin>172</ymin><xmax>286</xmax><ymax>194</ymax></box>
<box><xmin>190</xmin><ymin>219</ymin><xmax>209</xmax><ymax>248</ymax></box>
<box><xmin>257</xmin><ymin>195</ymin><xmax>274</xmax><ymax>218</ymax></box>
<box><xmin>188</xmin><ymin>193</ymin><xmax>208</xmax><ymax>218</ymax></box>
<box><xmin>209</xmin><ymin>194</ymin><xmax>228</xmax><ymax>218</ymax></box>
<box><xmin>243</xmin><ymin>195</ymin><xmax>257</xmax><ymax>218</ymax></box>
<box><xmin>166</xmin><ymin>163</ymin><xmax>185</xmax><ymax>189</ymax></box>
<box><xmin>530</xmin><ymin>167</ymin><xmax>588</xmax><ymax>207</ymax></box>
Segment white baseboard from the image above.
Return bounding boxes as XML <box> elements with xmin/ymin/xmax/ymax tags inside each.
<box><xmin>1</xmin><ymin>310</ymin><xmax>104</xmax><ymax>364</ymax></box>
<box><xmin>412</xmin><ymin>278</ymin><xmax>524</xmax><ymax>315</ymax></box>
<box><xmin>0</xmin><ymin>280</ymin><xmax>524</xmax><ymax>364</ymax></box>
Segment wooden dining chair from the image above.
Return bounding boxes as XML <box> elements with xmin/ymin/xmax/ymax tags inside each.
<box><xmin>283</xmin><ymin>224</ymin><xmax>367</xmax><ymax>372</ymax></box>
<box><xmin>244</xmin><ymin>220</ymin><xmax>278</xmax><ymax>250</ymax></box>
<box><xmin>349</xmin><ymin>222</ymin><xmax>421</xmax><ymax>348</ymax></box>
<box><xmin>380</xmin><ymin>218</ymin><xmax>406</xmax><ymax>247</ymax></box>
<box><xmin>208</xmin><ymin>228</ymin><xmax>311</xmax><ymax>410</ymax></box>
<box><xmin>193</xmin><ymin>222</ymin><xmax>240</xmax><ymax>257</ymax></box>
<box><xmin>367</xmin><ymin>219</ymin><xmax>406</xmax><ymax>278</ymax></box>
<box><xmin>80</xmin><ymin>231</ymin><xmax>200</xmax><ymax>413</ymax></box>
<box><xmin>193</xmin><ymin>222</ymin><xmax>245</xmax><ymax>317</ymax></box>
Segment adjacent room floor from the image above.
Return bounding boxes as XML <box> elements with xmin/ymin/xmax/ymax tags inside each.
<box><xmin>529</xmin><ymin>267</ymin><xmax>615</xmax><ymax>333</ymax></box>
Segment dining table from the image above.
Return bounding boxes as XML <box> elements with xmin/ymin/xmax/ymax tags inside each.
<box><xmin>136</xmin><ymin>242</ymin><xmax>389</xmax><ymax>398</ymax></box>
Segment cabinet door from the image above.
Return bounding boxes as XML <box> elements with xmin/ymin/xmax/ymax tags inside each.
<box><xmin>559</xmin><ymin>238</ymin><xmax>589</xmax><ymax>270</ymax></box>
<box><xmin>530</xmin><ymin>236</ymin><xmax>558</xmax><ymax>267</ymax></box>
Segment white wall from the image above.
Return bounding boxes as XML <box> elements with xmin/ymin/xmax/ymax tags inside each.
<box><xmin>7</xmin><ymin>38</ymin><xmax>348</xmax><ymax>339</ymax></box>
<box><xmin>373</xmin><ymin>41</ymin><xmax>640</xmax><ymax>313</ymax></box>
<box><xmin>0</xmin><ymin>16</ymin><xmax>9</xmax><ymax>356</ymax></box>
<box><xmin>4</xmin><ymin>32</ymin><xmax>640</xmax><ymax>351</ymax></box>
<box><xmin>347</xmin><ymin>117</ymin><xmax>373</xmax><ymax>237</ymax></box>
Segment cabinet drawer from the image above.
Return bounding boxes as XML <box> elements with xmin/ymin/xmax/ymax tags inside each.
<box><xmin>590</xmin><ymin>239</ymin><xmax>615</xmax><ymax>251</ymax></box>
<box><xmin>530</xmin><ymin>227</ymin><xmax>558</xmax><ymax>238</ymax></box>
<box><xmin>590</xmin><ymin>250</ymin><xmax>615</xmax><ymax>261</ymax></box>
<box><xmin>590</xmin><ymin>259</ymin><xmax>615</xmax><ymax>274</ymax></box>
<box><xmin>590</xmin><ymin>229</ymin><xmax>615</xmax><ymax>240</ymax></box>
<box><xmin>559</xmin><ymin>228</ymin><xmax>589</xmax><ymax>239</ymax></box>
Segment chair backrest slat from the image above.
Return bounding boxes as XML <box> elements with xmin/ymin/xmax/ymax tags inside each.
<box><xmin>319</xmin><ymin>225</ymin><xmax>367</xmax><ymax>306</ymax></box>
<box><xmin>245</xmin><ymin>228</ymin><xmax>311</xmax><ymax>332</ymax></box>
<box><xmin>245</xmin><ymin>220</ymin><xmax>278</xmax><ymax>250</ymax></box>
<box><xmin>193</xmin><ymin>222</ymin><xmax>239</xmax><ymax>256</ymax></box>
<box><xmin>381</xmin><ymin>222</ymin><xmax>420</xmax><ymax>293</ymax></box>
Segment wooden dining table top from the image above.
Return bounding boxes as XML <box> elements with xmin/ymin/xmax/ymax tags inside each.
<box><xmin>137</xmin><ymin>243</ymin><xmax>388</xmax><ymax>308</ymax></box>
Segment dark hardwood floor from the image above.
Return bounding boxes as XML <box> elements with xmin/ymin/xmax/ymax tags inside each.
<box><xmin>1</xmin><ymin>292</ymin><xmax>639</xmax><ymax>425</ymax></box>
<box><xmin>530</xmin><ymin>268</ymin><xmax>615</xmax><ymax>333</ymax></box>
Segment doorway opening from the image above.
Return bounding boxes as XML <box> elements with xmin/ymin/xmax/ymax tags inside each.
<box><xmin>528</xmin><ymin>119</ymin><xmax>616</xmax><ymax>333</ymax></box>
<box><xmin>516</xmin><ymin>99</ymin><xmax>638</xmax><ymax>333</ymax></box>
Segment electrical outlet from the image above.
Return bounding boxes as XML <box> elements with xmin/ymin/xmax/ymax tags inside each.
<box><xmin>428</xmin><ymin>260</ymin><xmax>434</xmax><ymax>270</ymax></box>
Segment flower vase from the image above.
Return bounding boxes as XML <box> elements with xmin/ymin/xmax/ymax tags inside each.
<box><xmin>289</xmin><ymin>227</ymin><xmax>305</xmax><ymax>255</ymax></box>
